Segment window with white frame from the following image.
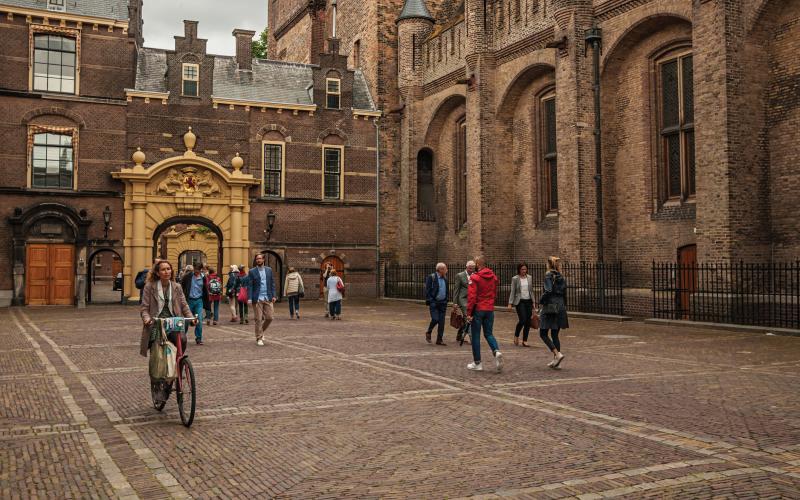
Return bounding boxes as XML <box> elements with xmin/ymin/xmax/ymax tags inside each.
<box><xmin>31</xmin><ymin>131</ymin><xmax>74</xmax><ymax>189</ymax></box>
<box><xmin>323</xmin><ymin>146</ymin><xmax>343</xmax><ymax>199</ymax></box>
<box><xmin>262</xmin><ymin>142</ymin><xmax>284</xmax><ymax>197</ymax></box>
<box><xmin>326</xmin><ymin>78</ymin><xmax>340</xmax><ymax>109</ymax></box>
<box><xmin>33</xmin><ymin>34</ymin><xmax>76</xmax><ymax>93</ymax></box>
<box><xmin>182</xmin><ymin>63</ymin><xmax>199</xmax><ymax>96</ymax></box>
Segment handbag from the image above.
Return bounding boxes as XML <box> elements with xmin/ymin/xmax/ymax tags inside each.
<box><xmin>149</xmin><ymin>325</ymin><xmax>177</xmax><ymax>381</ymax></box>
<box><xmin>237</xmin><ymin>286</ymin><xmax>248</xmax><ymax>302</ymax></box>
<box><xmin>336</xmin><ymin>279</ymin><xmax>345</xmax><ymax>293</ymax></box>
<box><xmin>160</xmin><ymin>316</ymin><xmax>185</xmax><ymax>333</ymax></box>
<box><xmin>530</xmin><ymin>309</ymin><xmax>540</xmax><ymax>329</ymax></box>
<box><xmin>450</xmin><ymin>307</ymin><xmax>464</xmax><ymax>330</ymax></box>
<box><xmin>541</xmin><ymin>303</ymin><xmax>560</xmax><ymax>316</ymax></box>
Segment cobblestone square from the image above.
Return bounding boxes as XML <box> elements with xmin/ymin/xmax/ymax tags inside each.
<box><xmin>2</xmin><ymin>300</ymin><xmax>799</xmax><ymax>499</ymax></box>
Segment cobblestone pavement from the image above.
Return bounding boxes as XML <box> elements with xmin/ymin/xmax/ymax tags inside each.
<box><xmin>2</xmin><ymin>300</ymin><xmax>800</xmax><ymax>499</ymax></box>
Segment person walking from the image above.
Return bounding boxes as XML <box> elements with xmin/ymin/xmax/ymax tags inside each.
<box><xmin>181</xmin><ymin>263</ymin><xmax>209</xmax><ymax>345</ymax></box>
<box><xmin>284</xmin><ymin>267</ymin><xmax>304</xmax><ymax>319</ymax></box>
<box><xmin>508</xmin><ymin>262</ymin><xmax>535</xmax><ymax>347</ymax></box>
<box><xmin>326</xmin><ymin>269</ymin><xmax>344</xmax><ymax>320</ymax></box>
<box><xmin>424</xmin><ymin>263</ymin><xmax>449</xmax><ymax>345</ymax></box>
<box><xmin>134</xmin><ymin>263</ymin><xmax>151</xmax><ymax>304</ymax></box>
<box><xmin>237</xmin><ymin>265</ymin><xmax>249</xmax><ymax>324</ymax></box>
<box><xmin>225</xmin><ymin>264</ymin><xmax>240</xmax><ymax>322</ymax></box>
<box><xmin>321</xmin><ymin>263</ymin><xmax>334</xmax><ymax>318</ymax></box>
<box><xmin>139</xmin><ymin>259</ymin><xmax>195</xmax><ymax>404</ymax></box>
<box><xmin>452</xmin><ymin>260</ymin><xmax>475</xmax><ymax>344</ymax></box>
<box><xmin>539</xmin><ymin>256</ymin><xmax>568</xmax><ymax>369</ymax></box>
<box><xmin>247</xmin><ymin>254</ymin><xmax>276</xmax><ymax>346</ymax></box>
<box><xmin>466</xmin><ymin>256</ymin><xmax>503</xmax><ymax>372</ymax></box>
<box><xmin>206</xmin><ymin>267</ymin><xmax>222</xmax><ymax>326</ymax></box>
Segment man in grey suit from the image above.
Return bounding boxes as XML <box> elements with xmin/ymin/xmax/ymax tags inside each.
<box><xmin>452</xmin><ymin>260</ymin><xmax>475</xmax><ymax>344</ymax></box>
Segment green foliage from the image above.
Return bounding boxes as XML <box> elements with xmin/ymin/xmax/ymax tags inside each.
<box><xmin>251</xmin><ymin>28</ymin><xmax>269</xmax><ymax>59</ymax></box>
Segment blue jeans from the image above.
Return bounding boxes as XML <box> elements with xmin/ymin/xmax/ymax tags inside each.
<box><xmin>187</xmin><ymin>297</ymin><xmax>204</xmax><ymax>341</ymax></box>
<box><xmin>329</xmin><ymin>300</ymin><xmax>341</xmax><ymax>317</ymax></box>
<box><xmin>212</xmin><ymin>300</ymin><xmax>220</xmax><ymax>322</ymax></box>
<box><xmin>427</xmin><ymin>301</ymin><xmax>447</xmax><ymax>341</ymax></box>
<box><xmin>471</xmin><ymin>310</ymin><xmax>499</xmax><ymax>363</ymax></box>
<box><xmin>288</xmin><ymin>295</ymin><xmax>300</xmax><ymax>316</ymax></box>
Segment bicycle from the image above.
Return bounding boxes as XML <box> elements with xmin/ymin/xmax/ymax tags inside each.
<box><xmin>149</xmin><ymin>317</ymin><xmax>197</xmax><ymax>427</ymax></box>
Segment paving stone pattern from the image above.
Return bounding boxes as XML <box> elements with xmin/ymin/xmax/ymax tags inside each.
<box><xmin>1</xmin><ymin>301</ymin><xmax>799</xmax><ymax>498</ymax></box>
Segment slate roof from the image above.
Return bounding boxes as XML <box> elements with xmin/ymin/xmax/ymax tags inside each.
<box><xmin>1</xmin><ymin>0</ymin><xmax>130</xmax><ymax>21</ymax></box>
<box><xmin>132</xmin><ymin>48</ymin><xmax>377</xmax><ymax>111</ymax></box>
<box><xmin>397</xmin><ymin>0</ymin><xmax>434</xmax><ymax>22</ymax></box>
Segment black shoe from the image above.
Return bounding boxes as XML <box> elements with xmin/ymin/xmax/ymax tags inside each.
<box><xmin>425</xmin><ymin>331</ymin><xmax>432</xmax><ymax>343</ymax></box>
<box><xmin>196</xmin><ymin>339</ymin><xmax>203</xmax><ymax>345</ymax></box>
<box><xmin>435</xmin><ymin>340</ymin><xmax>447</xmax><ymax>346</ymax></box>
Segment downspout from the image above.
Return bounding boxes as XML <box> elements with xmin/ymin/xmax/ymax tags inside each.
<box><xmin>374</xmin><ymin>117</ymin><xmax>381</xmax><ymax>298</ymax></box>
<box><xmin>585</xmin><ymin>26</ymin><xmax>604</xmax><ymax>262</ymax></box>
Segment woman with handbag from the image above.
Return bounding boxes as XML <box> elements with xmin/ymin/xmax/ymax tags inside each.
<box><xmin>538</xmin><ymin>256</ymin><xmax>568</xmax><ymax>368</ymax></box>
<box><xmin>284</xmin><ymin>267</ymin><xmax>305</xmax><ymax>319</ymax></box>
<box><xmin>236</xmin><ymin>265</ymin><xmax>250</xmax><ymax>324</ymax></box>
<box><xmin>508</xmin><ymin>262</ymin><xmax>535</xmax><ymax>347</ymax></box>
<box><xmin>225</xmin><ymin>265</ymin><xmax>240</xmax><ymax>322</ymax></box>
<box><xmin>326</xmin><ymin>269</ymin><xmax>344</xmax><ymax>320</ymax></box>
<box><xmin>139</xmin><ymin>259</ymin><xmax>195</xmax><ymax>402</ymax></box>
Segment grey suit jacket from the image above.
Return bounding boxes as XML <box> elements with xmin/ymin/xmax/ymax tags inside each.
<box><xmin>508</xmin><ymin>275</ymin><xmax>535</xmax><ymax>306</ymax></box>
<box><xmin>453</xmin><ymin>271</ymin><xmax>470</xmax><ymax>311</ymax></box>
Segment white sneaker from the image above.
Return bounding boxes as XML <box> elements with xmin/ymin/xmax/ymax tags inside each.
<box><xmin>553</xmin><ymin>352</ymin><xmax>565</xmax><ymax>368</ymax></box>
<box><xmin>494</xmin><ymin>351</ymin><xmax>504</xmax><ymax>372</ymax></box>
<box><xmin>547</xmin><ymin>359</ymin><xmax>555</xmax><ymax>368</ymax></box>
<box><xmin>467</xmin><ymin>361</ymin><xmax>483</xmax><ymax>371</ymax></box>
<box><xmin>256</xmin><ymin>339</ymin><xmax>264</xmax><ymax>346</ymax></box>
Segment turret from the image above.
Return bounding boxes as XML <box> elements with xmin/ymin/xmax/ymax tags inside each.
<box><xmin>396</xmin><ymin>0</ymin><xmax>435</xmax><ymax>94</ymax></box>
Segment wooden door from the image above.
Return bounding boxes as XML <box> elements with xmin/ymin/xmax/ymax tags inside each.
<box><xmin>319</xmin><ymin>256</ymin><xmax>344</xmax><ymax>297</ymax></box>
<box><xmin>111</xmin><ymin>255</ymin><xmax>122</xmax><ymax>276</ymax></box>
<box><xmin>677</xmin><ymin>244</ymin><xmax>697</xmax><ymax>319</ymax></box>
<box><xmin>25</xmin><ymin>244</ymin><xmax>74</xmax><ymax>305</ymax></box>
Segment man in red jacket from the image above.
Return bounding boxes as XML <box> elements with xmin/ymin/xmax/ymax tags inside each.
<box><xmin>466</xmin><ymin>256</ymin><xmax>503</xmax><ymax>372</ymax></box>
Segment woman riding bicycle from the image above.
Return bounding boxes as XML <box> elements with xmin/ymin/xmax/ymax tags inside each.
<box><xmin>139</xmin><ymin>259</ymin><xmax>195</xmax><ymax>403</ymax></box>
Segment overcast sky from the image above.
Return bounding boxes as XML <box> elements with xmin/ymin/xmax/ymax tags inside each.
<box><xmin>141</xmin><ymin>0</ymin><xmax>268</xmax><ymax>56</ymax></box>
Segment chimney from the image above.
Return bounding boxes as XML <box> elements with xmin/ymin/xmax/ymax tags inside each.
<box><xmin>183</xmin><ymin>20</ymin><xmax>198</xmax><ymax>40</ymax></box>
<box><xmin>233</xmin><ymin>29</ymin><xmax>256</xmax><ymax>70</ymax></box>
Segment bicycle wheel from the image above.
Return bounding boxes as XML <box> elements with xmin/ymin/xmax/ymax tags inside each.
<box><xmin>151</xmin><ymin>380</ymin><xmax>169</xmax><ymax>411</ymax></box>
<box><xmin>177</xmin><ymin>357</ymin><xmax>196</xmax><ymax>427</ymax></box>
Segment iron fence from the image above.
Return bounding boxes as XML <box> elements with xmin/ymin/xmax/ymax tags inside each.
<box><xmin>652</xmin><ymin>261</ymin><xmax>800</xmax><ymax>329</ymax></box>
<box><xmin>384</xmin><ymin>261</ymin><xmax>624</xmax><ymax>315</ymax></box>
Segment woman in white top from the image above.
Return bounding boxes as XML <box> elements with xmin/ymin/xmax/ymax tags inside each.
<box><xmin>508</xmin><ymin>262</ymin><xmax>535</xmax><ymax>346</ymax></box>
<box><xmin>326</xmin><ymin>269</ymin><xmax>344</xmax><ymax>320</ymax></box>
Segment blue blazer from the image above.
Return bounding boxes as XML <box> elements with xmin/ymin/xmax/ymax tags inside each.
<box><xmin>424</xmin><ymin>272</ymin><xmax>449</xmax><ymax>305</ymax></box>
<box><xmin>247</xmin><ymin>266</ymin><xmax>276</xmax><ymax>302</ymax></box>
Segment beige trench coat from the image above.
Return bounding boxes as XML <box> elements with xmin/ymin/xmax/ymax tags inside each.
<box><xmin>139</xmin><ymin>280</ymin><xmax>192</xmax><ymax>357</ymax></box>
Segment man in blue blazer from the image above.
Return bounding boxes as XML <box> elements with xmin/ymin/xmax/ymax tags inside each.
<box><xmin>247</xmin><ymin>253</ymin><xmax>276</xmax><ymax>345</ymax></box>
<box><xmin>424</xmin><ymin>262</ymin><xmax>449</xmax><ymax>346</ymax></box>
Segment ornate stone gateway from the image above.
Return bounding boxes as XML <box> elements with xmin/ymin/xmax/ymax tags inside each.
<box><xmin>112</xmin><ymin>128</ymin><xmax>259</xmax><ymax>301</ymax></box>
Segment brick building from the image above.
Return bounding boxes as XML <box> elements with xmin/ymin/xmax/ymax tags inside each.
<box><xmin>270</xmin><ymin>0</ymin><xmax>799</xmax><ymax>315</ymax></box>
<box><xmin>0</xmin><ymin>0</ymin><xmax>379</xmax><ymax>306</ymax></box>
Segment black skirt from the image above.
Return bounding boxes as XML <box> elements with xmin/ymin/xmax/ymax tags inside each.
<box><xmin>539</xmin><ymin>296</ymin><xmax>569</xmax><ymax>330</ymax></box>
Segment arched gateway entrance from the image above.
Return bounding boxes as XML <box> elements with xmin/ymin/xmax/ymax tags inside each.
<box><xmin>112</xmin><ymin>129</ymin><xmax>259</xmax><ymax>301</ymax></box>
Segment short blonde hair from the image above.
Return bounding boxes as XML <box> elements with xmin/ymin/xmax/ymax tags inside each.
<box><xmin>547</xmin><ymin>256</ymin><xmax>561</xmax><ymax>273</ymax></box>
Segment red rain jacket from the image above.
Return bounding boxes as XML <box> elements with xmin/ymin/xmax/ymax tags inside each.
<box><xmin>467</xmin><ymin>267</ymin><xmax>498</xmax><ymax>316</ymax></box>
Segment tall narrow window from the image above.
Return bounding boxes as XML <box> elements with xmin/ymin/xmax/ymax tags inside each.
<box><xmin>455</xmin><ymin>117</ymin><xmax>467</xmax><ymax>229</ymax></box>
<box><xmin>31</xmin><ymin>131</ymin><xmax>74</xmax><ymax>189</ymax></box>
<box><xmin>417</xmin><ymin>149</ymin><xmax>435</xmax><ymax>221</ymax></box>
<box><xmin>323</xmin><ymin>146</ymin><xmax>343</xmax><ymax>199</ymax></box>
<box><xmin>659</xmin><ymin>51</ymin><xmax>694</xmax><ymax>200</ymax></box>
<box><xmin>352</xmin><ymin>40</ymin><xmax>361</xmax><ymax>68</ymax></box>
<box><xmin>262</xmin><ymin>142</ymin><xmax>284</xmax><ymax>197</ymax></box>
<box><xmin>326</xmin><ymin>78</ymin><xmax>340</xmax><ymax>109</ymax></box>
<box><xmin>33</xmin><ymin>34</ymin><xmax>76</xmax><ymax>93</ymax></box>
<box><xmin>541</xmin><ymin>92</ymin><xmax>558</xmax><ymax>212</ymax></box>
<box><xmin>182</xmin><ymin>63</ymin><xmax>199</xmax><ymax>96</ymax></box>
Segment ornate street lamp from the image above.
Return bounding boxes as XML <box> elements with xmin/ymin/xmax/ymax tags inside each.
<box><xmin>102</xmin><ymin>206</ymin><xmax>112</xmax><ymax>239</ymax></box>
<box><xmin>265</xmin><ymin>210</ymin><xmax>277</xmax><ymax>240</ymax></box>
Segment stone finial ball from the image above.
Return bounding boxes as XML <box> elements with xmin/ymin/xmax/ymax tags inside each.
<box><xmin>132</xmin><ymin>147</ymin><xmax>145</xmax><ymax>165</ymax></box>
<box><xmin>232</xmin><ymin>153</ymin><xmax>244</xmax><ymax>170</ymax></box>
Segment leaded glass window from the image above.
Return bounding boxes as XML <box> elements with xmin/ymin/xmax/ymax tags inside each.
<box><xmin>323</xmin><ymin>147</ymin><xmax>342</xmax><ymax>199</ymax></box>
<box><xmin>659</xmin><ymin>52</ymin><xmax>695</xmax><ymax>200</ymax></box>
<box><xmin>263</xmin><ymin>143</ymin><xmax>283</xmax><ymax>197</ymax></box>
<box><xmin>542</xmin><ymin>94</ymin><xmax>558</xmax><ymax>212</ymax></box>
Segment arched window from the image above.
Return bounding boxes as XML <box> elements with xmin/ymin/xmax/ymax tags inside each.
<box><xmin>417</xmin><ymin>149</ymin><xmax>435</xmax><ymax>221</ymax></box>
<box><xmin>455</xmin><ymin>117</ymin><xmax>467</xmax><ymax>229</ymax></box>
<box><xmin>539</xmin><ymin>89</ymin><xmax>558</xmax><ymax>213</ymax></box>
<box><xmin>657</xmin><ymin>47</ymin><xmax>695</xmax><ymax>201</ymax></box>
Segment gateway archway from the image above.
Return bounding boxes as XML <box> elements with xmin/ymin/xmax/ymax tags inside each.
<box><xmin>112</xmin><ymin>129</ymin><xmax>259</xmax><ymax>301</ymax></box>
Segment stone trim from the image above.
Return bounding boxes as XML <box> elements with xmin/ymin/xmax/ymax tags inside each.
<box><xmin>28</xmin><ymin>23</ymin><xmax>82</xmax><ymax>95</ymax></box>
<box><xmin>21</xmin><ymin>106</ymin><xmax>86</xmax><ymax>128</ymax></box>
<box><xmin>26</xmin><ymin>124</ymin><xmax>79</xmax><ymax>190</ymax></box>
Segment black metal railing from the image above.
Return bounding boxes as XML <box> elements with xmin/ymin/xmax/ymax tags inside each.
<box><xmin>384</xmin><ymin>261</ymin><xmax>624</xmax><ymax>315</ymax></box>
<box><xmin>653</xmin><ymin>261</ymin><xmax>800</xmax><ymax>329</ymax></box>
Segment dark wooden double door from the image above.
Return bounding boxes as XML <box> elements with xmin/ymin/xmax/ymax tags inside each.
<box><xmin>26</xmin><ymin>244</ymin><xmax>74</xmax><ymax>305</ymax></box>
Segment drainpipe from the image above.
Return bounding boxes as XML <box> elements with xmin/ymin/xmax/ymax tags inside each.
<box><xmin>374</xmin><ymin>117</ymin><xmax>381</xmax><ymax>298</ymax></box>
<box><xmin>585</xmin><ymin>26</ymin><xmax>604</xmax><ymax>263</ymax></box>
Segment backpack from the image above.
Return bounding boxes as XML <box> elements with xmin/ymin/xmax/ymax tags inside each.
<box><xmin>135</xmin><ymin>270</ymin><xmax>147</xmax><ymax>290</ymax></box>
<box><xmin>209</xmin><ymin>277</ymin><xmax>222</xmax><ymax>295</ymax></box>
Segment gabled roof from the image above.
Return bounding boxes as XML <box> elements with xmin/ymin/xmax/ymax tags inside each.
<box><xmin>397</xmin><ymin>0</ymin><xmax>434</xmax><ymax>23</ymax></box>
<box><xmin>132</xmin><ymin>47</ymin><xmax>378</xmax><ymax>111</ymax></box>
<box><xmin>0</xmin><ymin>0</ymin><xmax>130</xmax><ymax>21</ymax></box>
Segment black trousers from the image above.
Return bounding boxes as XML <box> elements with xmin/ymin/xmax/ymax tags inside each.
<box><xmin>539</xmin><ymin>328</ymin><xmax>561</xmax><ymax>352</ymax></box>
<box><xmin>514</xmin><ymin>299</ymin><xmax>534</xmax><ymax>341</ymax></box>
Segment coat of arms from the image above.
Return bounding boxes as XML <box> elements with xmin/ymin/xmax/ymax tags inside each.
<box><xmin>155</xmin><ymin>167</ymin><xmax>220</xmax><ymax>196</ymax></box>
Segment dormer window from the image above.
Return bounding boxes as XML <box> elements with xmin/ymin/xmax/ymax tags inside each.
<box><xmin>47</xmin><ymin>0</ymin><xmax>66</xmax><ymax>12</ymax></box>
<box><xmin>182</xmin><ymin>63</ymin><xmax>199</xmax><ymax>97</ymax></box>
<box><xmin>326</xmin><ymin>78</ymin><xmax>340</xmax><ymax>109</ymax></box>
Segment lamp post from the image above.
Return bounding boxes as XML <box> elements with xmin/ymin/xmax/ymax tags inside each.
<box><xmin>265</xmin><ymin>210</ymin><xmax>277</xmax><ymax>240</ymax></box>
<box><xmin>102</xmin><ymin>206</ymin><xmax>112</xmax><ymax>240</ymax></box>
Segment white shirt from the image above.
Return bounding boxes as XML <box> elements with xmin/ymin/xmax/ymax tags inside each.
<box><xmin>520</xmin><ymin>276</ymin><xmax>530</xmax><ymax>300</ymax></box>
<box><xmin>327</xmin><ymin>276</ymin><xmax>343</xmax><ymax>303</ymax></box>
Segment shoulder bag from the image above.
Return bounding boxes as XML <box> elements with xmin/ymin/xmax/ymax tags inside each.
<box><xmin>450</xmin><ymin>306</ymin><xmax>464</xmax><ymax>330</ymax></box>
